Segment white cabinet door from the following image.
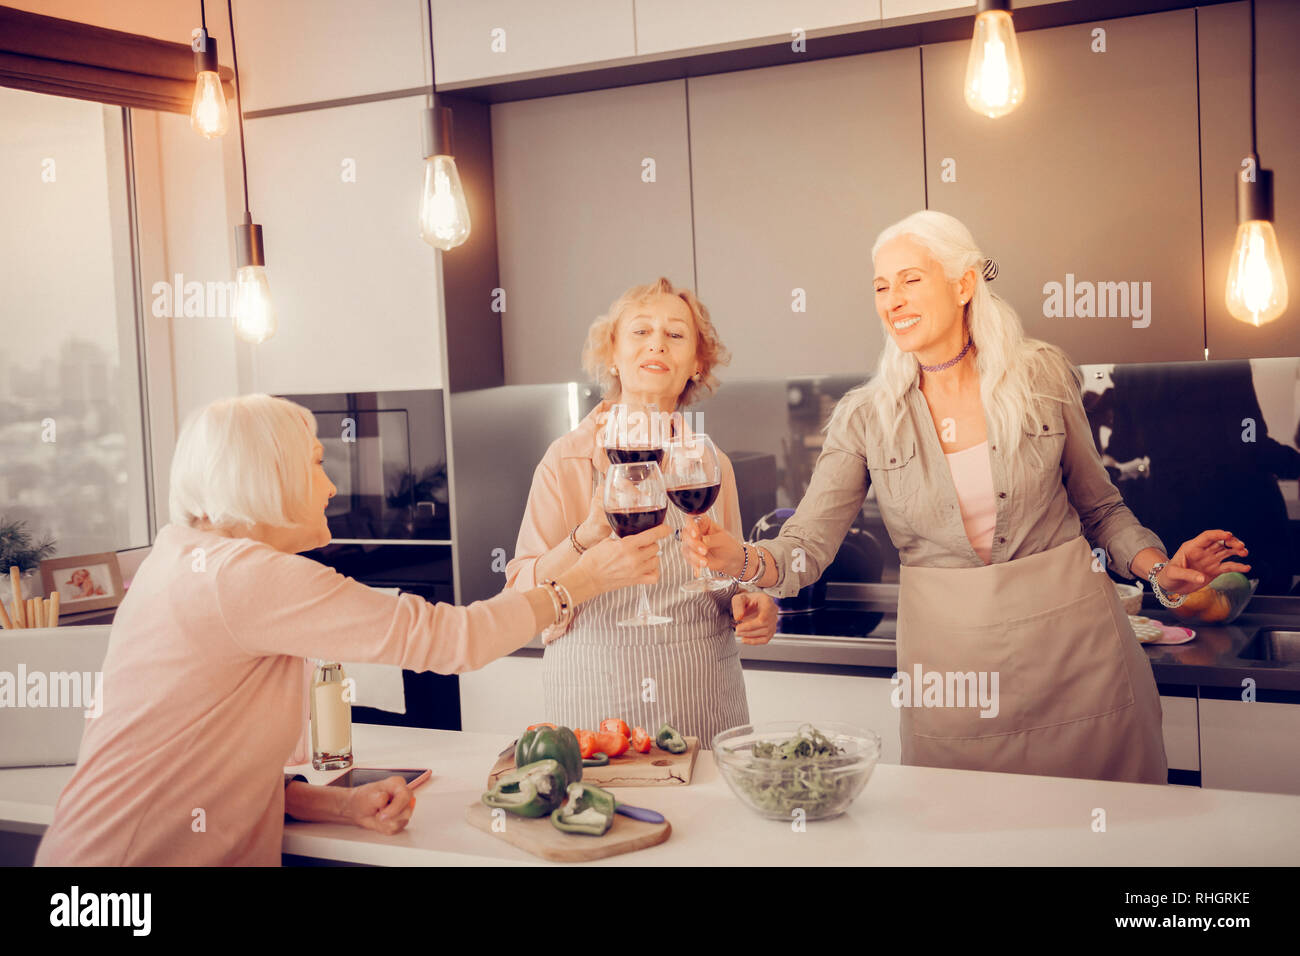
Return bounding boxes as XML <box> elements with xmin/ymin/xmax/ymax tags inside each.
<box><xmin>241</xmin><ymin>95</ymin><xmax>444</xmax><ymax>395</ymax></box>
<box><xmin>634</xmin><ymin>1</ymin><xmax>880</xmax><ymax>56</ymax></box>
<box><xmin>433</xmin><ymin>0</ymin><xmax>636</xmax><ymax>86</ymax></box>
<box><xmin>1200</xmin><ymin>697</ymin><xmax>1300</xmax><ymax>796</ymax></box>
<box><xmin>234</xmin><ymin>0</ymin><xmax>429</xmax><ymax>112</ymax></box>
<box><xmin>459</xmin><ymin>655</ymin><xmax>545</xmax><ymax>735</ymax></box>
<box><xmin>1160</xmin><ymin>695</ymin><xmax>1199</xmax><ymax>772</ymax></box>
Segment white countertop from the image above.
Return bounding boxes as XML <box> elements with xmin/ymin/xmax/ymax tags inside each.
<box><xmin>5</xmin><ymin>723</ymin><xmax>1300</xmax><ymax>866</ymax></box>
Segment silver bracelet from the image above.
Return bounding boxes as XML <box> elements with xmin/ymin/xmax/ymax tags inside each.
<box><xmin>739</xmin><ymin>544</ymin><xmax>765</xmax><ymax>585</ymax></box>
<box><xmin>1147</xmin><ymin>561</ymin><xmax>1185</xmax><ymax>609</ymax></box>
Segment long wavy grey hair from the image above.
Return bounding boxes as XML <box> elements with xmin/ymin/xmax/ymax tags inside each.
<box><xmin>837</xmin><ymin>210</ymin><xmax>1079</xmax><ymax>459</ymax></box>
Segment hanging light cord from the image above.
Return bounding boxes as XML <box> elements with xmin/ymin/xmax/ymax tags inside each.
<box><xmin>427</xmin><ymin>0</ymin><xmax>437</xmax><ymax>100</ymax></box>
<box><xmin>227</xmin><ymin>0</ymin><xmax>251</xmax><ymax>217</ymax></box>
<box><xmin>1249</xmin><ymin>0</ymin><xmax>1257</xmax><ymax>161</ymax></box>
<box><xmin>199</xmin><ymin>0</ymin><xmax>206</xmax><ymax>34</ymax></box>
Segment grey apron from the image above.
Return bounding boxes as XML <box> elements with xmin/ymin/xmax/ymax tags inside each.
<box><xmin>541</xmin><ymin>502</ymin><xmax>750</xmax><ymax>748</ymax></box>
<box><xmin>896</xmin><ymin>534</ymin><xmax>1167</xmax><ymax>784</ymax></box>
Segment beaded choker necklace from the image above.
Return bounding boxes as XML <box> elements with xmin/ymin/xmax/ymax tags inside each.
<box><xmin>918</xmin><ymin>337</ymin><xmax>974</xmax><ymax>374</ymax></box>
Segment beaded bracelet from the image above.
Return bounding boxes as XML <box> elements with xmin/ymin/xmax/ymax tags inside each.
<box><xmin>541</xmin><ymin>578</ymin><xmax>575</xmax><ymax>631</ymax></box>
<box><xmin>731</xmin><ymin>544</ymin><xmax>750</xmax><ymax>584</ymax></box>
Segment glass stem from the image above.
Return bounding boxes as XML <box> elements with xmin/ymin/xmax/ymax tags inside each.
<box><xmin>694</xmin><ymin>514</ymin><xmax>714</xmax><ymax>584</ymax></box>
<box><xmin>636</xmin><ymin>584</ymin><xmax>654</xmax><ymax>621</ymax></box>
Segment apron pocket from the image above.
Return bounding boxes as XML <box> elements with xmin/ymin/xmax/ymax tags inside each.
<box><xmin>899</xmin><ymin>586</ymin><xmax>1136</xmax><ymax>741</ymax></box>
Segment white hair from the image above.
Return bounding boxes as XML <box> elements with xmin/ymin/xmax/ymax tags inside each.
<box><xmin>836</xmin><ymin>209</ymin><xmax>1078</xmax><ymax>458</ymax></box>
<box><xmin>168</xmin><ymin>394</ymin><xmax>319</xmax><ymax>531</ymax></box>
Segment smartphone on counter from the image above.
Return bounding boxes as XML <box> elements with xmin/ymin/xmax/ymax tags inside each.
<box><xmin>325</xmin><ymin>768</ymin><xmax>432</xmax><ymax>789</ymax></box>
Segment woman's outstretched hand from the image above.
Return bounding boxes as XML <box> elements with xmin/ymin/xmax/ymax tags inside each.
<box><xmin>680</xmin><ymin>514</ymin><xmax>746</xmax><ymax>578</ymax></box>
<box><xmin>1163</xmin><ymin>529</ymin><xmax>1251</xmax><ymax>595</ymax></box>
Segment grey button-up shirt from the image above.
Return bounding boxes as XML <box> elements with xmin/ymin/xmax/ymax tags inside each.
<box><xmin>763</xmin><ymin>358</ymin><xmax>1166</xmax><ymax>598</ymax></box>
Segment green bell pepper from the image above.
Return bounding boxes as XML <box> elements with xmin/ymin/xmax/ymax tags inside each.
<box><xmin>550</xmin><ymin>781</ymin><xmax>616</xmax><ymax>836</ymax></box>
<box><xmin>516</xmin><ymin>726</ymin><xmax>583</xmax><ymax>785</ymax></box>
<box><xmin>482</xmin><ymin>759</ymin><xmax>568</xmax><ymax>817</ymax></box>
<box><xmin>656</xmin><ymin>723</ymin><xmax>687</xmax><ymax>754</ymax></box>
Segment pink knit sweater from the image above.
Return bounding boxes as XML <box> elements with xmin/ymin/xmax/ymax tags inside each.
<box><xmin>35</xmin><ymin>523</ymin><xmax>534</xmax><ymax>866</ymax></box>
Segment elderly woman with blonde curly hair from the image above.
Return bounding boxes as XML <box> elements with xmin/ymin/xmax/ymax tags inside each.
<box><xmin>36</xmin><ymin>394</ymin><xmax>666</xmax><ymax>866</ymax></box>
<box><xmin>507</xmin><ymin>278</ymin><xmax>779</xmax><ymax>746</ymax></box>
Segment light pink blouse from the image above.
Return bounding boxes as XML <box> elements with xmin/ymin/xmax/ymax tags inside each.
<box><xmin>35</xmin><ymin>523</ymin><xmax>534</xmax><ymax>866</ymax></box>
<box><xmin>945</xmin><ymin>440</ymin><xmax>996</xmax><ymax>565</ymax></box>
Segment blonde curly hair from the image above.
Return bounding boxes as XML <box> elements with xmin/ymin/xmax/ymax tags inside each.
<box><xmin>581</xmin><ymin>277</ymin><xmax>730</xmax><ymax>407</ymax></box>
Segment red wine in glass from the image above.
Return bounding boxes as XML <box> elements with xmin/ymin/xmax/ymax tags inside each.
<box><xmin>607</xmin><ymin>447</ymin><xmax>665</xmax><ymax>467</ymax></box>
<box><xmin>666</xmin><ymin>483</ymin><xmax>720</xmax><ymax>516</ymax></box>
<box><xmin>606</xmin><ymin>506</ymin><xmax>668</xmax><ymax>537</ymax></box>
<box><xmin>603</xmin><ymin>461</ymin><xmax>672</xmax><ymax>627</ymax></box>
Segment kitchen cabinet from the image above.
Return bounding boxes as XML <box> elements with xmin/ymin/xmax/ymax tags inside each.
<box><xmin>241</xmin><ymin>94</ymin><xmax>444</xmax><ymax>395</ymax></box>
<box><xmin>432</xmin><ymin>0</ymin><xmax>635</xmax><ymax>87</ymax></box>
<box><xmin>688</xmin><ymin>48</ymin><xmax>925</xmax><ymax>380</ymax></box>
<box><xmin>1197</xmin><ymin>0</ymin><xmax>1300</xmax><ymax>361</ymax></box>
<box><xmin>1159</xmin><ymin>693</ymin><xmax>1198</xmax><ymax>772</ymax></box>
<box><xmin>633</xmin><ymin>0</ymin><xmax>879</xmax><ymax>57</ymax></box>
<box><xmin>491</xmin><ymin>80</ymin><xmax>696</xmax><ymax>386</ymax></box>
<box><xmin>921</xmin><ymin>8</ymin><xmax>1204</xmax><ymax>365</ymax></box>
<box><xmin>1199</xmin><ymin>696</ymin><xmax>1300</xmax><ymax>796</ymax></box>
<box><xmin>233</xmin><ymin>0</ymin><xmax>428</xmax><ymax>112</ymax></box>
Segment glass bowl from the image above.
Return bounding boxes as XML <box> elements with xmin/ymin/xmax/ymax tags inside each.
<box><xmin>712</xmin><ymin>721</ymin><xmax>881</xmax><ymax>822</ymax></box>
<box><xmin>1169</xmin><ymin>574</ymin><xmax>1258</xmax><ymax>626</ymax></box>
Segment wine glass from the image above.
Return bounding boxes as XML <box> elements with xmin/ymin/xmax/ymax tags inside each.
<box><xmin>600</xmin><ymin>402</ymin><xmax>665</xmax><ymax>468</ymax></box>
<box><xmin>662</xmin><ymin>433</ymin><xmax>730</xmax><ymax>592</ymax></box>
<box><xmin>603</xmin><ymin>460</ymin><xmax>672</xmax><ymax>627</ymax></box>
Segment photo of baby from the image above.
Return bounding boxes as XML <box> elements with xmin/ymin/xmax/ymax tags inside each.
<box><xmin>58</xmin><ymin>565</ymin><xmax>110</xmax><ymax>603</ymax></box>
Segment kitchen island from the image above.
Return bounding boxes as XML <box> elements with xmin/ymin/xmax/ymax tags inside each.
<box><xmin>2</xmin><ymin>723</ymin><xmax>1298</xmax><ymax>866</ymax></box>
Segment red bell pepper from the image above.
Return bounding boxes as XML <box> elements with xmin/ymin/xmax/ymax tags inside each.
<box><xmin>526</xmin><ymin>722</ymin><xmax>557</xmax><ymax>731</ymax></box>
<box><xmin>575</xmin><ymin>730</ymin><xmax>598</xmax><ymax>759</ymax></box>
<box><xmin>599</xmin><ymin>718</ymin><xmax>631</xmax><ymax>739</ymax></box>
<box><xmin>629</xmin><ymin>727</ymin><xmax>652</xmax><ymax>753</ymax></box>
<box><xmin>592</xmin><ymin>731</ymin><xmax>630</xmax><ymax>757</ymax></box>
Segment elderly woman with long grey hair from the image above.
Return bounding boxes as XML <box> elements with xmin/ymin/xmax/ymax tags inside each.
<box><xmin>683</xmin><ymin>209</ymin><xmax>1251</xmax><ymax>784</ymax></box>
<box><xmin>36</xmin><ymin>394</ymin><xmax>667</xmax><ymax>866</ymax></box>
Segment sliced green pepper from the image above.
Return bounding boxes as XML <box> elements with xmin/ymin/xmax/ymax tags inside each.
<box><xmin>550</xmin><ymin>781</ymin><xmax>616</xmax><ymax>836</ymax></box>
<box><xmin>516</xmin><ymin>726</ymin><xmax>583</xmax><ymax>785</ymax></box>
<box><xmin>482</xmin><ymin>759</ymin><xmax>568</xmax><ymax>817</ymax></box>
<box><xmin>656</xmin><ymin>723</ymin><xmax>687</xmax><ymax>754</ymax></box>
<box><xmin>582</xmin><ymin>752</ymin><xmax>610</xmax><ymax>768</ymax></box>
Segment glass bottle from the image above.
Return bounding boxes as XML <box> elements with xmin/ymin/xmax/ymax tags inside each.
<box><xmin>310</xmin><ymin>661</ymin><xmax>353</xmax><ymax>771</ymax></box>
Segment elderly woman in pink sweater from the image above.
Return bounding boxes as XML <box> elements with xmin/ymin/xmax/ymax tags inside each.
<box><xmin>35</xmin><ymin>394</ymin><xmax>666</xmax><ymax>866</ymax></box>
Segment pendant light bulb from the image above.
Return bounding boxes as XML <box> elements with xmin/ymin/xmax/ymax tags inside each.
<box><xmin>419</xmin><ymin>153</ymin><xmax>471</xmax><ymax>251</ymax></box>
<box><xmin>233</xmin><ymin>217</ymin><xmax>277</xmax><ymax>344</ymax></box>
<box><xmin>964</xmin><ymin>3</ymin><xmax>1026</xmax><ymax>119</ymax></box>
<box><xmin>1226</xmin><ymin>219</ymin><xmax>1288</xmax><ymax>327</ymax></box>
<box><xmin>190</xmin><ymin>29</ymin><xmax>229</xmax><ymax>138</ymax></box>
<box><xmin>191</xmin><ymin>72</ymin><xmax>229</xmax><ymax>138</ymax></box>
<box><xmin>234</xmin><ymin>265</ymin><xmax>277</xmax><ymax>343</ymax></box>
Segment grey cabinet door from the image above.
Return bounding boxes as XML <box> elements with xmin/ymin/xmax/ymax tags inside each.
<box><xmin>492</xmin><ymin>80</ymin><xmax>696</xmax><ymax>386</ymax></box>
<box><xmin>688</xmin><ymin>48</ymin><xmax>926</xmax><ymax>380</ymax></box>
<box><xmin>1199</xmin><ymin>0</ymin><xmax>1300</xmax><ymax>361</ymax></box>
<box><xmin>922</xmin><ymin>9</ymin><xmax>1204</xmax><ymax>365</ymax></box>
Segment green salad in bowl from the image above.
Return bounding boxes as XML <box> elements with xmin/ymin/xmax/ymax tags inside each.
<box><xmin>712</xmin><ymin>722</ymin><xmax>881</xmax><ymax>821</ymax></box>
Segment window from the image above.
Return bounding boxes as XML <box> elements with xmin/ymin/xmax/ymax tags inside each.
<box><xmin>0</xmin><ymin>86</ymin><xmax>151</xmax><ymax>558</ymax></box>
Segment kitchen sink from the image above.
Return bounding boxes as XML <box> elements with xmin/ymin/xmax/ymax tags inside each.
<box><xmin>1237</xmin><ymin>630</ymin><xmax>1300</xmax><ymax>664</ymax></box>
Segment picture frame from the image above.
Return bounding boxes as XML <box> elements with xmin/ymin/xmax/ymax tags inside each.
<box><xmin>39</xmin><ymin>552</ymin><xmax>125</xmax><ymax>615</ymax></box>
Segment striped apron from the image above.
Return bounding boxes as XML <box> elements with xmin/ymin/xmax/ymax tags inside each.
<box><xmin>541</xmin><ymin>502</ymin><xmax>751</xmax><ymax>748</ymax></box>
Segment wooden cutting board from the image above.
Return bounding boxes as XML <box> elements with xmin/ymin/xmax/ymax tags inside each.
<box><xmin>465</xmin><ymin>800</ymin><xmax>671</xmax><ymax>862</ymax></box>
<box><xmin>487</xmin><ymin>737</ymin><xmax>700</xmax><ymax>790</ymax></box>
